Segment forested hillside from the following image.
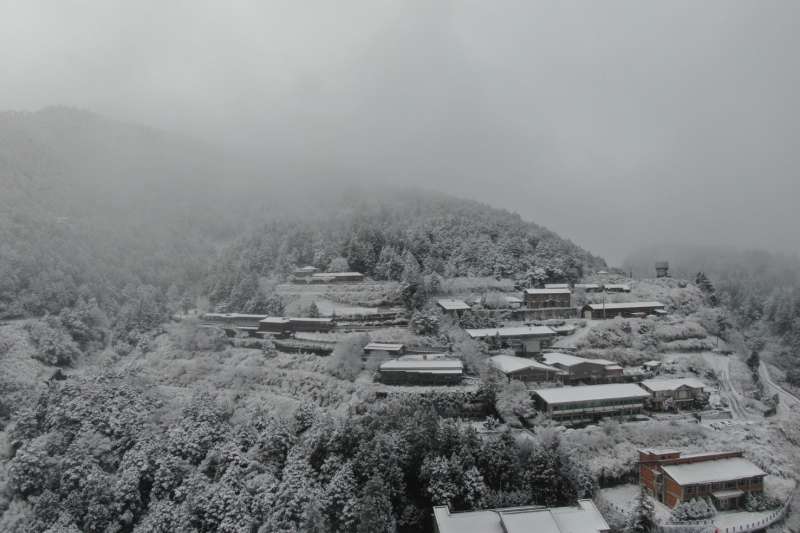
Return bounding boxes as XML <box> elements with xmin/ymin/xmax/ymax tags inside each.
<box><xmin>625</xmin><ymin>245</ymin><xmax>800</xmax><ymax>385</ymax></box>
<box><xmin>0</xmin><ymin>109</ymin><xmax>609</xmax><ymax>532</ymax></box>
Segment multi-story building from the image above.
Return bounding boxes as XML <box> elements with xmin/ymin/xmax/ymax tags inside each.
<box><xmin>524</xmin><ymin>288</ymin><xmax>572</xmax><ymax>309</ymax></box>
<box><xmin>638</xmin><ymin>449</ymin><xmax>766</xmax><ymax>510</ymax></box>
<box><xmin>465</xmin><ymin>325</ymin><xmax>557</xmax><ymax>355</ymax></box>
<box><xmin>378</xmin><ymin>359</ymin><xmax>463</xmax><ymax>385</ymax></box>
<box><xmin>640</xmin><ymin>378</ymin><xmax>708</xmax><ymax>410</ymax></box>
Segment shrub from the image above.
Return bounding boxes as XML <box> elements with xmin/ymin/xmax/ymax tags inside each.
<box><xmin>24</xmin><ymin>317</ymin><xmax>81</xmax><ymax>366</ymax></box>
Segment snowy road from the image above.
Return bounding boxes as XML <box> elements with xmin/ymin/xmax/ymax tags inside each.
<box><xmin>760</xmin><ymin>361</ymin><xmax>800</xmax><ymax>413</ymax></box>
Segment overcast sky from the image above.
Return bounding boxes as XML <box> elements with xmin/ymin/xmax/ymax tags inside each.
<box><xmin>2</xmin><ymin>0</ymin><xmax>798</xmax><ymax>264</ymax></box>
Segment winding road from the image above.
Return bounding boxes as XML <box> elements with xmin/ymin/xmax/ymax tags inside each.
<box><xmin>759</xmin><ymin>361</ymin><xmax>800</xmax><ymax>413</ymax></box>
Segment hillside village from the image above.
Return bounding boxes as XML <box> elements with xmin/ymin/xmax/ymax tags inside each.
<box><xmin>194</xmin><ymin>261</ymin><xmax>799</xmax><ymax>533</ymax></box>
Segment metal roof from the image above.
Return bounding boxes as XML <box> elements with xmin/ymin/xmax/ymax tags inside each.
<box><xmin>466</xmin><ymin>325</ymin><xmax>557</xmax><ymax>339</ymax></box>
<box><xmin>584</xmin><ymin>301</ymin><xmax>664</xmax><ymax>311</ymax></box>
<box><xmin>542</xmin><ymin>352</ymin><xmax>618</xmax><ymax>368</ymax></box>
<box><xmin>545</xmin><ymin>284</ymin><xmax>570</xmax><ymax>289</ymax></box>
<box><xmin>437</xmin><ymin>298</ymin><xmax>471</xmax><ymax>311</ymax></box>
<box><xmin>640</xmin><ymin>378</ymin><xmax>706</xmax><ymax>392</ymax></box>
<box><xmin>533</xmin><ymin>383</ymin><xmax>650</xmax><ymax>405</ymax></box>
<box><xmin>433</xmin><ymin>500</ymin><xmax>609</xmax><ymax>533</ymax></box>
<box><xmin>489</xmin><ymin>355</ymin><xmax>563</xmax><ymax>375</ymax></box>
<box><xmin>380</xmin><ymin>359</ymin><xmax>463</xmax><ymax>372</ymax></box>
<box><xmin>661</xmin><ymin>457</ymin><xmax>765</xmax><ymax>486</ymax></box>
<box><xmin>525</xmin><ymin>288</ymin><xmax>572</xmax><ymax>295</ymax></box>
<box><xmin>364</xmin><ymin>342</ymin><xmax>405</xmax><ymax>352</ymax></box>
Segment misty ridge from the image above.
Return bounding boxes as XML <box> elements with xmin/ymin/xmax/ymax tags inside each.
<box><xmin>2</xmin><ymin>3</ymin><xmax>800</xmax><ymax>533</ymax></box>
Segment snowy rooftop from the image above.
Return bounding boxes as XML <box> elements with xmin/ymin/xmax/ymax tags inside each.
<box><xmin>437</xmin><ymin>298</ymin><xmax>471</xmax><ymax>311</ymax></box>
<box><xmin>640</xmin><ymin>378</ymin><xmax>706</xmax><ymax>392</ymax></box>
<box><xmin>575</xmin><ymin>283</ymin><xmax>601</xmax><ymax>289</ymax></box>
<box><xmin>364</xmin><ymin>342</ymin><xmax>405</xmax><ymax>352</ymax></box>
<box><xmin>661</xmin><ymin>457</ymin><xmax>766</xmax><ymax>486</ymax></box>
<box><xmin>603</xmin><ymin>284</ymin><xmax>631</xmax><ymax>290</ymax></box>
<box><xmin>525</xmin><ymin>288</ymin><xmax>572</xmax><ymax>295</ymax></box>
<box><xmin>466</xmin><ymin>325</ymin><xmax>557</xmax><ymax>339</ymax></box>
<box><xmin>311</xmin><ymin>272</ymin><xmax>363</xmax><ymax>277</ymax></box>
<box><xmin>533</xmin><ymin>384</ymin><xmax>650</xmax><ymax>405</ymax></box>
<box><xmin>504</xmin><ymin>295</ymin><xmax>524</xmax><ymax>304</ymax></box>
<box><xmin>584</xmin><ymin>301</ymin><xmax>664</xmax><ymax>311</ymax></box>
<box><xmin>258</xmin><ymin>317</ymin><xmax>291</xmax><ymax>324</ymax></box>
<box><xmin>433</xmin><ymin>500</ymin><xmax>609</xmax><ymax>533</ymax></box>
<box><xmin>380</xmin><ymin>359</ymin><xmax>463</xmax><ymax>373</ymax></box>
<box><xmin>489</xmin><ymin>355</ymin><xmax>562</xmax><ymax>375</ymax></box>
<box><xmin>545</xmin><ymin>283</ymin><xmax>570</xmax><ymax>289</ymax></box>
<box><xmin>205</xmin><ymin>313</ymin><xmax>268</xmax><ymax>320</ymax></box>
<box><xmin>542</xmin><ymin>352</ymin><xmax>618</xmax><ymax>368</ymax></box>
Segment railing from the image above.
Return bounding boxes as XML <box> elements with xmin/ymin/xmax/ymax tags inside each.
<box><xmin>713</xmin><ymin>492</ymin><xmax>793</xmax><ymax>533</ymax></box>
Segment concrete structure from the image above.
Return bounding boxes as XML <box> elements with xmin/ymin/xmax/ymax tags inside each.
<box><xmin>309</xmin><ymin>272</ymin><xmax>365</xmax><ymax>283</ymax></box>
<box><xmin>524</xmin><ymin>288</ymin><xmax>572</xmax><ymax>309</ymax></box>
<box><xmin>433</xmin><ymin>499</ymin><xmax>610</xmax><ymax>533</ymax></box>
<box><xmin>532</xmin><ymin>383</ymin><xmax>650</xmax><ymax>422</ymax></box>
<box><xmin>489</xmin><ymin>355</ymin><xmax>565</xmax><ymax>384</ymax></box>
<box><xmin>378</xmin><ymin>359</ymin><xmax>463</xmax><ymax>385</ymax></box>
<box><xmin>465</xmin><ymin>325</ymin><xmax>557</xmax><ymax>355</ymax></box>
<box><xmin>656</xmin><ymin>261</ymin><xmax>670</xmax><ymax>278</ymax></box>
<box><xmin>640</xmin><ymin>378</ymin><xmax>708</xmax><ymax>410</ymax></box>
<box><xmin>639</xmin><ymin>450</ymin><xmax>766</xmax><ymax>510</ymax></box>
<box><xmin>581</xmin><ymin>301</ymin><xmax>666</xmax><ymax>319</ymax></box>
<box><xmin>437</xmin><ymin>298</ymin><xmax>471</xmax><ymax>316</ymax></box>
<box><xmin>363</xmin><ymin>342</ymin><xmax>405</xmax><ymax>357</ymax></box>
<box><xmin>541</xmin><ymin>352</ymin><xmax>624</xmax><ymax>384</ymax></box>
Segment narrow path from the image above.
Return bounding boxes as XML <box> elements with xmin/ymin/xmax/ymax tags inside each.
<box><xmin>719</xmin><ymin>357</ymin><xmax>748</xmax><ymax>419</ymax></box>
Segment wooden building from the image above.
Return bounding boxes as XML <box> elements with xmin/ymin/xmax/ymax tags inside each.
<box><xmin>640</xmin><ymin>378</ymin><xmax>708</xmax><ymax>410</ymax></box>
<box><xmin>309</xmin><ymin>272</ymin><xmax>365</xmax><ymax>283</ymax></box>
<box><xmin>433</xmin><ymin>499</ymin><xmax>610</xmax><ymax>533</ymax></box>
<box><xmin>465</xmin><ymin>325</ymin><xmax>557</xmax><ymax>355</ymax></box>
<box><xmin>656</xmin><ymin>261</ymin><xmax>670</xmax><ymax>278</ymax></box>
<box><xmin>363</xmin><ymin>342</ymin><xmax>406</xmax><ymax>358</ymax></box>
<box><xmin>541</xmin><ymin>353</ymin><xmax>624</xmax><ymax>384</ymax></box>
<box><xmin>603</xmin><ymin>284</ymin><xmax>631</xmax><ymax>293</ymax></box>
<box><xmin>378</xmin><ymin>359</ymin><xmax>463</xmax><ymax>385</ymax></box>
<box><xmin>532</xmin><ymin>383</ymin><xmax>650</xmax><ymax>422</ymax></box>
<box><xmin>581</xmin><ymin>301</ymin><xmax>666</xmax><ymax>319</ymax></box>
<box><xmin>524</xmin><ymin>288</ymin><xmax>572</xmax><ymax>309</ymax></box>
<box><xmin>202</xmin><ymin>313</ymin><xmax>268</xmax><ymax>329</ymax></box>
<box><xmin>489</xmin><ymin>355</ymin><xmax>565</xmax><ymax>384</ymax></box>
<box><xmin>436</xmin><ymin>298</ymin><xmax>471</xmax><ymax>316</ymax></box>
<box><xmin>574</xmin><ymin>283</ymin><xmax>603</xmax><ymax>293</ymax></box>
<box><xmin>292</xmin><ymin>265</ymin><xmax>319</xmax><ymax>278</ymax></box>
<box><xmin>638</xmin><ymin>449</ymin><xmax>766</xmax><ymax>510</ymax></box>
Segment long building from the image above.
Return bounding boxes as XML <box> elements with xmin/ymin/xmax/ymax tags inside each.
<box><xmin>465</xmin><ymin>325</ymin><xmax>557</xmax><ymax>355</ymax></box>
<box><xmin>532</xmin><ymin>383</ymin><xmax>651</xmax><ymax>422</ymax></box>
<box><xmin>489</xmin><ymin>355</ymin><xmax>565</xmax><ymax>384</ymax></box>
<box><xmin>581</xmin><ymin>301</ymin><xmax>666</xmax><ymax>319</ymax></box>
<box><xmin>257</xmin><ymin>316</ymin><xmax>336</xmax><ymax>335</ymax></box>
<box><xmin>378</xmin><ymin>359</ymin><xmax>463</xmax><ymax>385</ymax></box>
<box><xmin>639</xmin><ymin>449</ymin><xmax>766</xmax><ymax>510</ymax></box>
<box><xmin>640</xmin><ymin>378</ymin><xmax>708</xmax><ymax>410</ymax></box>
<box><xmin>433</xmin><ymin>499</ymin><xmax>610</xmax><ymax>533</ymax></box>
<box><xmin>541</xmin><ymin>352</ymin><xmax>624</xmax><ymax>384</ymax></box>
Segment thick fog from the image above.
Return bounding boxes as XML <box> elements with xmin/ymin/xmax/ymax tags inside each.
<box><xmin>2</xmin><ymin>0</ymin><xmax>799</xmax><ymax>264</ymax></box>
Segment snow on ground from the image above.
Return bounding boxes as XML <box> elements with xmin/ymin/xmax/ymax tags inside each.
<box><xmin>552</xmin><ymin>321</ymin><xmax>598</xmax><ymax>350</ymax></box>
